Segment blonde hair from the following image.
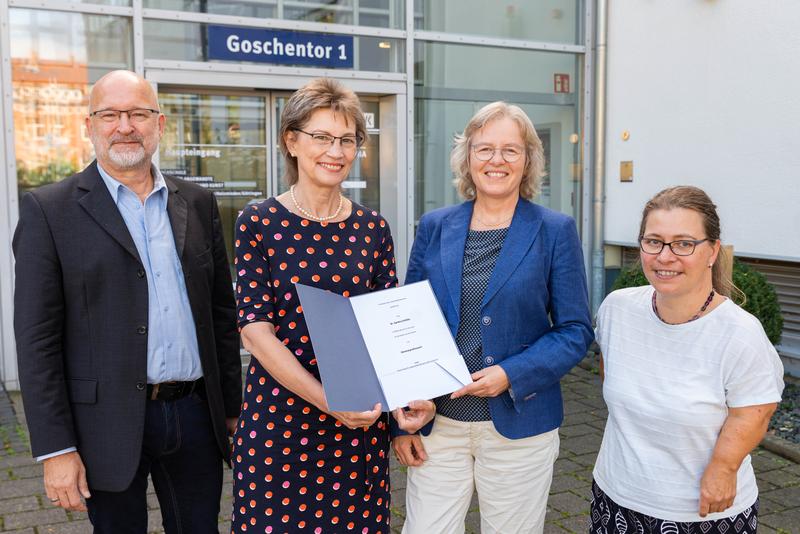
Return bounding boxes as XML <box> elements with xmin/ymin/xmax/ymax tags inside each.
<box><xmin>450</xmin><ymin>101</ymin><xmax>545</xmax><ymax>200</ymax></box>
<box><xmin>278</xmin><ymin>78</ymin><xmax>366</xmax><ymax>186</ymax></box>
<box><xmin>639</xmin><ymin>186</ymin><xmax>744</xmax><ymax>303</ymax></box>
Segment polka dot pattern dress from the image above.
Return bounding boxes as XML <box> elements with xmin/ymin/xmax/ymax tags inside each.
<box><xmin>231</xmin><ymin>197</ymin><xmax>397</xmax><ymax>534</ymax></box>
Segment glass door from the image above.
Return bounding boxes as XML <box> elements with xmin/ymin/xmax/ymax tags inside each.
<box><xmin>158</xmin><ymin>89</ymin><xmax>269</xmax><ymax>277</ymax></box>
<box><xmin>157</xmin><ymin>87</ymin><xmax>394</xmax><ymax>277</ymax></box>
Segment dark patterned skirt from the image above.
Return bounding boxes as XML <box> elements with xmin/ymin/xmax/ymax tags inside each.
<box><xmin>590</xmin><ymin>480</ymin><xmax>758</xmax><ymax>534</ymax></box>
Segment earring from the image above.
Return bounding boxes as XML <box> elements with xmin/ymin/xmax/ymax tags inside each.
<box><xmin>708</xmin><ymin>264</ymin><xmax>713</xmax><ymax>268</ymax></box>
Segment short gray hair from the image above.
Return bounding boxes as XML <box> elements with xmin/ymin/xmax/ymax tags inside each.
<box><xmin>450</xmin><ymin>101</ymin><xmax>545</xmax><ymax>200</ymax></box>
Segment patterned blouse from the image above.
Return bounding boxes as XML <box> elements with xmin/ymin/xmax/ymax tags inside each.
<box><xmin>436</xmin><ymin>227</ymin><xmax>508</xmax><ymax>422</ymax></box>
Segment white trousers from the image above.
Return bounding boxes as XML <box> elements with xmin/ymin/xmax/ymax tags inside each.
<box><xmin>402</xmin><ymin>415</ymin><xmax>559</xmax><ymax>534</ymax></box>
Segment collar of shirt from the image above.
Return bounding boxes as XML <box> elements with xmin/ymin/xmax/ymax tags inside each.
<box><xmin>97</xmin><ymin>162</ymin><xmax>168</xmax><ymax>210</ymax></box>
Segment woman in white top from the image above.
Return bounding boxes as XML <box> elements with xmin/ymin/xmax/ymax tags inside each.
<box><xmin>593</xmin><ymin>186</ymin><xmax>783</xmax><ymax>533</ymax></box>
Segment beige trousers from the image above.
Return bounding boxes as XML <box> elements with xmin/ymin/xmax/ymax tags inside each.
<box><xmin>401</xmin><ymin>415</ymin><xmax>559</xmax><ymax>534</ymax></box>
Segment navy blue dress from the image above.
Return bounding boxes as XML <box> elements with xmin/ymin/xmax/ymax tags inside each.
<box><xmin>231</xmin><ymin>198</ymin><xmax>397</xmax><ymax>533</ymax></box>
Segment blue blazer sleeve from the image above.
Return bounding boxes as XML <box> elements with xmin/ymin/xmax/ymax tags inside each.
<box><xmin>497</xmin><ymin>215</ymin><xmax>593</xmax><ymax>403</ymax></box>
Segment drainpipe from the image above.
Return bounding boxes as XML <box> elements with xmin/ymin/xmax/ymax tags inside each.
<box><xmin>591</xmin><ymin>0</ymin><xmax>608</xmax><ymax>315</ymax></box>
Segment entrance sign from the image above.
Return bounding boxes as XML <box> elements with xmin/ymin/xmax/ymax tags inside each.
<box><xmin>364</xmin><ymin>112</ymin><xmax>375</xmax><ymax>129</ymax></box>
<box><xmin>161</xmin><ymin>168</ymin><xmax>264</xmax><ymax>198</ymax></box>
<box><xmin>208</xmin><ymin>25</ymin><xmax>354</xmax><ymax>68</ymax></box>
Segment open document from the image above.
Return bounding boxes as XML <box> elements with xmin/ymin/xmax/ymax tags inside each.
<box><xmin>296</xmin><ymin>281</ymin><xmax>472</xmax><ymax>411</ymax></box>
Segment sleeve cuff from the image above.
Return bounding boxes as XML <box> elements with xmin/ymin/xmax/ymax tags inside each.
<box><xmin>36</xmin><ymin>447</ymin><xmax>77</xmax><ymax>462</ymax></box>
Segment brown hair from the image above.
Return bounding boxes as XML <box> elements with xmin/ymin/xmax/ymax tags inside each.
<box><xmin>450</xmin><ymin>101</ymin><xmax>545</xmax><ymax>200</ymax></box>
<box><xmin>278</xmin><ymin>78</ymin><xmax>367</xmax><ymax>186</ymax></box>
<box><xmin>639</xmin><ymin>186</ymin><xmax>743</xmax><ymax>303</ymax></box>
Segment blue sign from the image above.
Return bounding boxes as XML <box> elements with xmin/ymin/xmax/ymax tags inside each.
<box><xmin>208</xmin><ymin>26</ymin><xmax>354</xmax><ymax>69</ymax></box>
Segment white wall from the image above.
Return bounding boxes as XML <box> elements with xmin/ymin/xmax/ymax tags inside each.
<box><xmin>604</xmin><ymin>0</ymin><xmax>800</xmax><ymax>261</ymax></box>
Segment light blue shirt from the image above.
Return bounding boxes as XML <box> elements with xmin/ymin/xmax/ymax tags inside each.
<box><xmin>98</xmin><ymin>163</ymin><xmax>202</xmax><ymax>384</ymax></box>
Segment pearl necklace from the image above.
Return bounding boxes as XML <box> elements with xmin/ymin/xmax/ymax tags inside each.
<box><xmin>652</xmin><ymin>289</ymin><xmax>715</xmax><ymax>324</ymax></box>
<box><xmin>290</xmin><ymin>185</ymin><xmax>344</xmax><ymax>222</ymax></box>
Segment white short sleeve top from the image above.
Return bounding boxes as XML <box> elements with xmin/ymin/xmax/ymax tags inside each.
<box><xmin>593</xmin><ymin>286</ymin><xmax>784</xmax><ymax>522</ymax></box>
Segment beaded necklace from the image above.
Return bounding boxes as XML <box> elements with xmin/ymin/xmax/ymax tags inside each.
<box><xmin>652</xmin><ymin>289</ymin><xmax>715</xmax><ymax>324</ymax></box>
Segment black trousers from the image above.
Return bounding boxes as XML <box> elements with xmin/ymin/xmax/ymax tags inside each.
<box><xmin>86</xmin><ymin>392</ymin><xmax>223</xmax><ymax>534</ymax></box>
<box><xmin>590</xmin><ymin>480</ymin><xmax>759</xmax><ymax>534</ymax></box>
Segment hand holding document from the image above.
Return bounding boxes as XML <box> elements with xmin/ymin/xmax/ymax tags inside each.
<box><xmin>392</xmin><ymin>399</ymin><xmax>437</xmax><ymax>433</ymax></box>
<box><xmin>296</xmin><ymin>281</ymin><xmax>471</xmax><ymax>412</ymax></box>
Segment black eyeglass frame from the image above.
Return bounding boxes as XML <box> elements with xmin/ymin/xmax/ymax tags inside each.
<box><xmin>292</xmin><ymin>129</ymin><xmax>364</xmax><ymax>148</ymax></box>
<box><xmin>89</xmin><ymin>108</ymin><xmax>161</xmax><ymax>121</ymax></box>
<box><xmin>638</xmin><ymin>237</ymin><xmax>714</xmax><ymax>256</ymax></box>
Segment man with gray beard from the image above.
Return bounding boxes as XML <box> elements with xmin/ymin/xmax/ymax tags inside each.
<box><xmin>13</xmin><ymin>70</ymin><xmax>242</xmax><ymax>533</ymax></box>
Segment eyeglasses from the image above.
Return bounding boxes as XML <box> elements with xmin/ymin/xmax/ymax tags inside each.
<box><xmin>293</xmin><ymin>129</ymin><xmax>362</xmax><ymax>151</ymax></box>
<box><xmin>639</xmin><ymin>237</ymin><xmax>713</xmax><ymax>256</ymax></box>
<box><xmin>89</xmin><ymin>108</ymin><xmax>160</xmax><ymax>123</ymax></box>
<box><xmin>470</xmin><ymin>144</ymin><xmax>525</xmax><ymax>163</ymax></box>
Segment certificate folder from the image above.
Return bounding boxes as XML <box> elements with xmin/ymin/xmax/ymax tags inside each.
<box><xmin>296</xmin><ymin>281</ymin><xmax>471</xmax><ymax>412</ymax></box>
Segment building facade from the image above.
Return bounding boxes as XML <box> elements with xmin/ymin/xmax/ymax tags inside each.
<box><xmin>601</xmin><ymin>0</ymin><xmax>800</xmax><ymax>375</ymax></box>
<box><xmin>0</xmin><ymin>0</ymin><xmax>798</xmax><ymax>388</ymax></box>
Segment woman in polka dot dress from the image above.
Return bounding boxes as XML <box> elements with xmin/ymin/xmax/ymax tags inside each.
<box><xmin>231</xmin><ymin>79</ymin><xmax>434</xmax><ymax>534</ymax></box>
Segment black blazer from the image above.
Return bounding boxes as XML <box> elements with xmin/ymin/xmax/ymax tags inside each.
<box><xmin>13</xmin><ymin>161</ymin><xmax>242</xmax><ymax>492</ymax></box>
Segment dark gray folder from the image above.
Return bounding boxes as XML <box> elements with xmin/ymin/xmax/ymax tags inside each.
<box><xmin>295</xmin><ymin>283</ymin><xmax>389</xmax><ymax>411</ymax></box>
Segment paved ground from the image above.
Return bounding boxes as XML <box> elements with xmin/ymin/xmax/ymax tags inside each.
<box><xmin>1</xmin><ymin>365</ymin><xmax>798</xmax><ymax>533</ymax></box>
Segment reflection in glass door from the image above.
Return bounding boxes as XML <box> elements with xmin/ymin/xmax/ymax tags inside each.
<box><xmin>158</xmin><ymin>90</ymin><xmax>268</xmax><ymax>277</ymax></box>
<box><xmin>157</xmin><ymin>88</ymin><xmax>389</xmax><ymax>277</ymax></box>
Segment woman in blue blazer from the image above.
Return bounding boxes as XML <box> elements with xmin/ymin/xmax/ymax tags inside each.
<box><xmin>393</xmin><ymin>102</ymin><xmax>593</xmax><ymax>534</ymax></box>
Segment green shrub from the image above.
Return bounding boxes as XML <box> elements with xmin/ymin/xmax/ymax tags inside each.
<box><xmin>611</xmin><ymin>260</ymin><xmax>784</xmax><ymax>344</ymax></box>
<box><xmin>733</xmin><ymin>262</ymin><xmax>784</xmax><ymax>344</ymax></box>
<box><xmin>610</xmin><ymin>264</ymin><xmax>648</xmax><ymax>291</ymax></box>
